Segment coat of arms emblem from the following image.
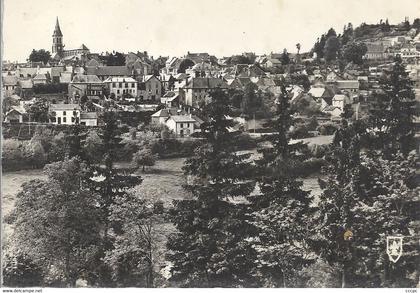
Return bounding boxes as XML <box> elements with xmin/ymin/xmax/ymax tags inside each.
<box><xmin>386</xmin><ymin>236</ymin><xmax>403</xmax><ymax>263</ymax></box>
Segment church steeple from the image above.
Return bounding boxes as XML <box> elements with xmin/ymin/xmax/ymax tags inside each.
<box><xmin>53</xmin><ymin>17</ymin><xmax>63</xmax><ymax>37</ymax></box>
<box><xmin>52</xmin><ymin>17</ymin><xmax>63</xmax><ymax>55</ymax></box>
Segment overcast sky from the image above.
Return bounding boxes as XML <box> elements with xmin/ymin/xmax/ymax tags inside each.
<box><xmin>2</xmin><ymin>0</ymin><xmax>420</xmax><ymax>62</ymax></box>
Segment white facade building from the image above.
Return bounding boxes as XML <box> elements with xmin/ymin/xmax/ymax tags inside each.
<box><xmin>49</xmin><ymin>104</ymin><xmax>81</xmax><ymax>125</ymax></box>
<box><xmin>165</xmin><ymin>115</ymin><xmax>196</xmax><ymax>137</ymax></box>
<box><xmin>104</xmin><ymin>77</ymin><xmax>138</xmax><ymax>99</ymax></box>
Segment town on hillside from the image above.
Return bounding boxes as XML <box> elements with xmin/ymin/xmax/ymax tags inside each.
<box><xmin>1</xmin><ymin>11</ymin><xmax>420</xmax><ymax>290</ymax></box>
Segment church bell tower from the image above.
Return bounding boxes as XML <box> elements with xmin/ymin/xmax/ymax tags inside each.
<box><xmin>52</xmin><ymin>17</ymin><xmax>64</xmax><ymax>55</ymax></box>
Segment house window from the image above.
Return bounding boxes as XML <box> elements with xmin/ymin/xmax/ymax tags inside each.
<box><xmin>112</xmin><ymin>82</ymin><xmax>116</xmax><ymax>87</ymax></box>
<box><xmin>131</xmin><ymin>83</ymin><xmax>135</xmax><ymax>88</ymax></box>
<box><xmin>117</xmin><ymin>89</ymin><xmax>120</xmax><ymax>94</ymax></box>
<box><xmin>63</xmin><ymin>111</ymin><xmax>66</xmax><ymax>116</ymax></box>
<box><xmin>187</xmin><ymin>123</ymin><xmax>189</xmax><ymax>128</ymax></box>
<box><xmin>63</xmin><ymin>117</ymin><xmax>67</xmax><ymax>123</ymax></box>
<box><xmin>119</xmin><ymin>82</ymin><xmax>122</xmax><ymax>88</ymax></box>
<box><xmin>180</xmin><ymin>123</ymin><xmax>183</xmax><ymax>128</ymax></box>
<box><xmin>124</xmin><ymin>83</ymin><xmax>128</xmax><ymax>88</ymax></box>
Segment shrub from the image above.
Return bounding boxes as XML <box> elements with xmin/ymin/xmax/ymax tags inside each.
<box><xmin>2</xmin><ymin>139</ymin><xmax>25</xmax><ymax>171</ymax></box>
<box><xmin>116</xmin><ymin>138</ymin><xmax>141</xmax><ymax>162</ymax></box>
<box><xmin>150</xmin><ymin>138</ymin><xmax>203</xmax><ymax>158</ymax></box>
<box><xmin>317</xmin><ymin>122</ymin><xmax>339</xmax><ymax>135</ymax></box>
<box><xmin>47</xmin><ymin>132</ymin><xmax>67</xmax><ymax>163</ymax></box>
<box><xmin>132</xmin><ymin>148</ymin><xmax>156</xmax><ymax>172</ymax></box>
<box><xmin>83</xmin><ymin>130</ymin><xmax>103</xmax><ymax>164</ymax></box>
<box><xmin>3</xmin><ymin>253</ymin><xmax>44</xmax><ymax>287</ymax></box>
<box><xmin>309</xmin><ymin>144</ymin><xmax>330</xmax><ymax>158</ymax></box>
<box><xmin>23</xmin><ymin>138</ymin><xmax>47</xmax><ymax>169</ymax></box>
<box><xmin>233</xmin><ymin>133</ymin><xmax>257</xmax><ymax>150</ymax></box>
<box><xmin>2</xmin><ymin>138</ymin><xmax>47</xmax><ymax>171</ymax></box>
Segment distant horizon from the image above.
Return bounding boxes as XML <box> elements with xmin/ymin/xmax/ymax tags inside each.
<box><xmin>3</xmin><ymin>0</ymin><xmax>420</xmax><ymax>63</ymax></box>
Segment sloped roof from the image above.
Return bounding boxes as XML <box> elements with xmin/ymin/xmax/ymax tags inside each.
<box><xmin>60</xmin><ymin>72</ymin><xmax>73</xmax><ymax>83</ymax></box>
<box><xmin>143</xmin><ymin>75</ymin><xmax>158</xmax><ymax>82</ymax></box>
<box><xmin>86</xmin><ymin>66</ymin><xmax>131</xmax><ymax>76</ymax></box>
<box><xmin>323</xmin><ymin>105</ymin><xmax>341</xmax><ymax>112</ymax></box>
<box><xmin>33</xmin><ymin>73</ymin><xmax>47</xmax><ymax>80</ymax></box>
<box><xmin>168</xmin><ymin>115</ymin><xmax>196</xmax><ymax>123</ymax></box>
<box><xmin>49</xmin><ymin>103</ymin><xmax>81</xmax><ymax>111</ymax></box>
<box><xmin>267</xmin><ymin>58</ymin><xmax>281</xmax><ymax>64</ymax></box>
<box><xmin>185</xmin><ymin>77</ymin><xmax>228</xmax><ymax>89</ymax></box>
<box><xmin>336</xmin><ymin>80</ymin><xmax>359</xmax><ymax>89</ymax></box>
<box><xmin>79</xmin><ymin>44</ymin><xmax>89</xmax><ymax>50</ymax></box>
<box><xmin>86</xmin><ymin>59</ymin><xmax>100</xmax><ymax>67</ymax></box>
<box><xmin>152</xmin><ymin>108</ymin><xmax>187</xmax><ymax>117</ymax></box>
<box><xmin>257</xmin><ymin>77</ymin><xmax>276</xmax><ymax>87</ymax></box>
<box><xmin>80</xmin><ymin>112</ymin><xmax>97</xmax><ymax>119</ymax></box>
<box><xmin>103</xmin><ymin>76</ymin><xmax>137</xmax><ymax>83</ymax></box>
<box><xmin>6</xmin><ymin>106</ymin><xmax>26</xmax><ymax>116</ymax></box>
<box><xmin>163</xmin><ymin>91</ymin><xmax>177</xmax><ymax>98</ymax></box>
<box><xmin>18</xmin><ymin>79</ymin><xmax>33</xmax><ymax>89</ymax></box>
<box><xmin>3</xmin><ymin>75</ymin><xmax>18</xmax><ymax>85</ymax></box>
<box><xmin>71</xmin><ymin>74</ymin><xmax>102</xmax><ymax>83</ymax></box>
<box><xmin>175</xmin><ymin>73</ymin><xmax>189</xmax><ymax>80</ymax></box>
<box><xmin>51</xmin><ymin>67</ymin><xmax>65</xmax><ymax>77</ymax></box>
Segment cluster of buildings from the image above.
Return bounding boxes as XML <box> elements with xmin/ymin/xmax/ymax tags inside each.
<box><xmin>2</xmin><ymin>18</ymin><xmax>420</xmax><ymax>137</ymax></box>
<box><xmin>364</xmin><ymin>29</ymin><xmax>420</xmax><ymax>62</ymax></box>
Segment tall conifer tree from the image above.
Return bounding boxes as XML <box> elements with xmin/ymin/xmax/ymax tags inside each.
<box><xmin>167</xmin><ymin>88</ymin><xmax>258</xmax><ymax>287</ymax></box>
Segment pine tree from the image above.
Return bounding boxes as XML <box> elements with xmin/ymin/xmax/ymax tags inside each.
<box><xmin>167</xmin><ymin>88</ymin><xmax>258</xmax><ymax>287</ymax></box>
<box><xmin>350</xmin><ymin>151</ymin><xmax>419</xmax><ymax>287</ymax></box>
<box><xmin>369</xmin><ymin>55</ymin><xmax>416</xmax><ymax>158</ymax></box>
<box><xmin>246</xmin><ymin>85</ymin><xmax>314</xmax><ymax>287</ymax></box>
<box><xmin>85</xmin><ymin>111</ymin><xmax>142</xmax><ymax>285</ymax></box>
<box><xmin>65</xmin><ymin>124</ymin><xmax>87</xmax><ymax>160</ymax></box>
<box><xmin>312</xmin><ymin>121</ymin><xmax>364</xmax><ymax>287</ymax></box>
<box><xmin>313</xmin><ymin>117</ymin><xmax>419</xmax><ymax>287</ymax></box>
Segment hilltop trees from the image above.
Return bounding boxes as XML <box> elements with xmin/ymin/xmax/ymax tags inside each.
<box><xmin>167</xmin><ymin>88</ymin><xmax>258</xmax><ymax>287</ymax></box>
<box><xmin>28</xmin><ymin>49</ymin><xmax>51</xmax><ymax>64</ymax></box>
<box><xmin>281</xmin><ymin>49</ymin><xmax>291</xmax><ymax>65</ymax></box>
<box><xmin>343</xmin><ymin>42</ymin><xmax>368</xmax><ymax>65</ymax></box>
<box><xmin>105</xmin><ymin>51</ymin><xmax>126</xmax><ymax>66</ymax></box>
<box><xmin>324</xmin><ymin>35</ymin><xmax>341</xmax><ymax>62</ymax></box>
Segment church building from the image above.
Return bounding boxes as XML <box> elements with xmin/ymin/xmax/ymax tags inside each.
<box><xmin>52</xmin><ymin>17</ymin><xmax>90</xmax><ymax>61</ymax></box>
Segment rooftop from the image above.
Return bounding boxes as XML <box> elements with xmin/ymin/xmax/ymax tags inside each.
<box><xmin>80</xmin><ymin>112</ymin><xmax>98</xmax><ymax>119</ymax></box>
<box><xmin>86</xmin><ymin>66</ymin><xmax>131</xmax><ymax>76</ymax></box>
<box><xmin>185</xmin><ymin>77</ymin><xmax>228</xmax><ymax>89</ymax></box>
<box><xmin>104</xmin><ymin>76</ymin><xmax>137</xmax><ymax>83</ymax></box>
<box><xmin>72</xmin><ymin>74</ymin><xmax>102</xmax><ymax>83</ymax></box>
<box><xmin>168</xmin><ymin>115</ymin><xmax>197</xmax><ymax>123</ymax></box>
<box><xmin>49</xmin><ymin>103</ymin><xmax>81</xmax><ymax>111</ymax></box>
